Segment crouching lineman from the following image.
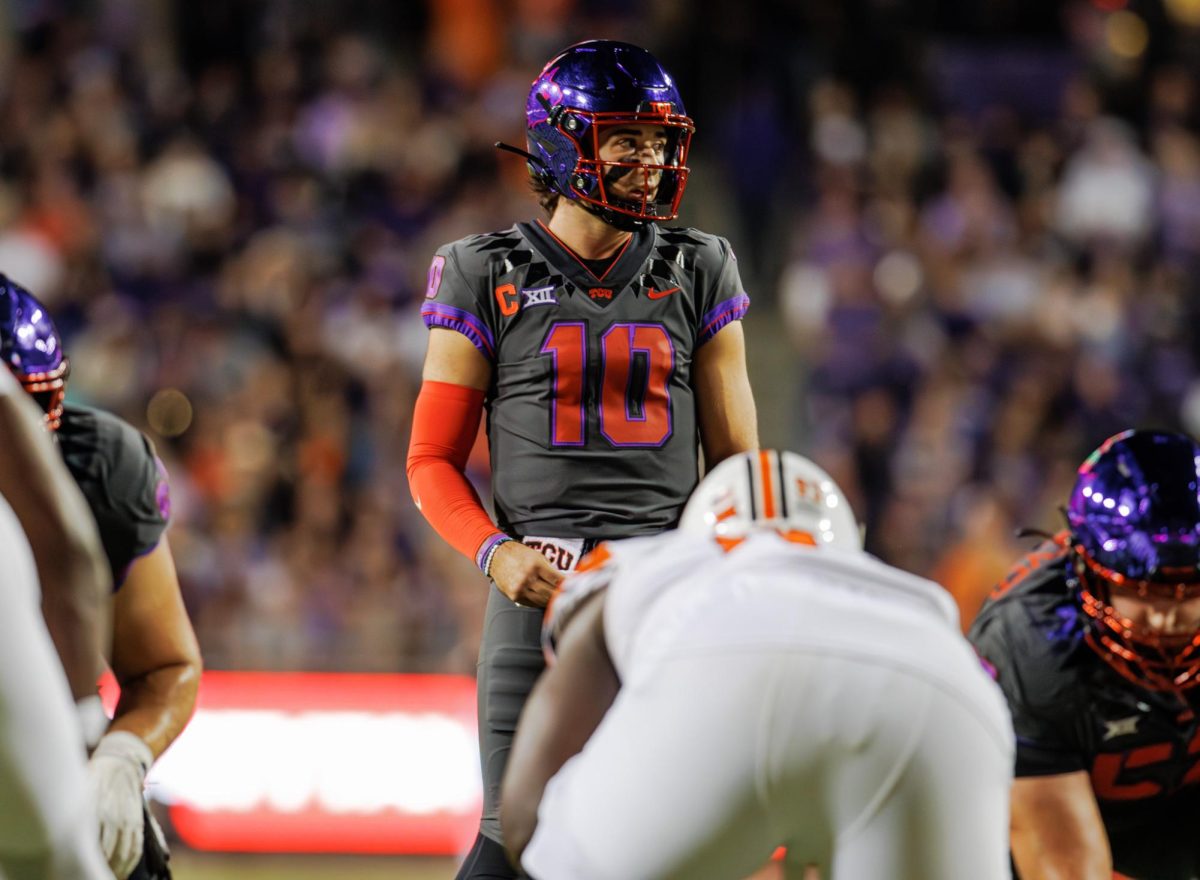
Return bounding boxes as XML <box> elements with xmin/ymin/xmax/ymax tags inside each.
<box><xmin>0</xmin><ymin>275</ymin><xmax>202</xmax><ymax>880</ymax></box>
<box><xmin>0</xmin><ymin>359</ymin><xmax>111</xmax><ymax>879</ymax></box>
<box><xmin>970</xmin><ymin>429</ymin><xmax>1200</xmax><ymax>880</ymax></box>
<box><xmin>501</xmin><ymin>450</ymin><xmax>1014</xmax><ymax>880</ymax></box>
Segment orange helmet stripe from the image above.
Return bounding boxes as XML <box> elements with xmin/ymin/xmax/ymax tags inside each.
<box><xmin>758</xmin><ymin>449</ymin><xmax>776</xmax><ymax>520</ymax></box>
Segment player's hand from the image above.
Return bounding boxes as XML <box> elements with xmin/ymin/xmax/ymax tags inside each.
<box><xmin>87</xmin><ymin>731</ymin><xmax>153</xmax><ymax>879</ymax></box>
<box><xmin>489</xmin><ymin>541</ymin><xmax>563</xmax><ymax>608</ymax></box>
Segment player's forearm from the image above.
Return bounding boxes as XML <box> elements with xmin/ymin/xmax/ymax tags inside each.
<box><xmin>693</xmin><ymin>323</ymin><xmax>758</xmax><ymax>469</ymax></box>
<box><xmin>0</xmin><ymin>408</ymin><xmax>108</xmax><ymax>695</ymax></box>
<box><xmin>0</xmin><ymin>394</ymin><xmax>111</xmax><ymax>698</ymax></box>
<box><xmin>110</xmin><ymin>660</ymin><xmax>201</xmax><ymax>759</ymax></box>
<box><xmin>502</xmin><ymin>595</ymin><xmax>618</xmax><ymax>865</ymax></box>
<box><xmin>407</xmin><ymin>456</ymin><xmax>504</xmax><ymax>561</ymax></box>
<box><xmin>1011</xmin><ymin>828</ymin><xmax>1112</xmax><ymax>879</ymax></box>
<box><xmin>406</xmin><ymin>379</ymin><xmax>504</xmax><ymax>565</ymax></box>
<box><xmin>1011</xmin><ymin>772</ymin><xmax>1112</xmax><ymax>880</ymax></box>
<box><xmin>38</xmin><ymin>548</ymin><xmax>109</xmax><ymax>700</ymax></box>
<box><xmin>700</xmin><ymin>387</ymin><xmax>758</xmax><ymax>469</ymax></box>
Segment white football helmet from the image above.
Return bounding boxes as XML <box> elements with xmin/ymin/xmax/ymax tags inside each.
<box><xmin>679</xmin><ymin>449</ymin><xmax>862</xmax><ymax>551</ymax></box>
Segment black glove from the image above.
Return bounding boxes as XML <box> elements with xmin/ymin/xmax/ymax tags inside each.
<box><xmin>127</xmin><ymin>804</ymin><xmax>171</xmax><ymax>880</ymax></box>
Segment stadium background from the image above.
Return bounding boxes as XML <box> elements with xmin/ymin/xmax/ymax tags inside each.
<box><xmin>6</xmin><ymin>0</ymin><xmax>1200</xmax><ymax>875</ymax></box>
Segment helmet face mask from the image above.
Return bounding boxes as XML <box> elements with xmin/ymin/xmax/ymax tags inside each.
<box><xmin>680</xmin><ymin>450</ymin><xmax>862</xmax><ymax>553</ymax></box>
<box><xmin>1074</xmin><ymin>558</ymin><xmax>1200</xmax><ymax>691</ymax></box>
<box><xmin>0</xmin><ymin>275</ymin><xmax>69</xmax><ymax>431</ymax></box>
<box><xmin>526</xmin><ymin>41</ymin><xmax>695</xmax><ymax>229</ymax></box>
<box><xmin>1068</xmin><ymin>429</ymin><xmax>1200</xmax><ymax>691</ymax></box>
<box><xmin>21</xmin><ymin>357</ymin><xmax>69</xmax><ymax>431</ymax></box>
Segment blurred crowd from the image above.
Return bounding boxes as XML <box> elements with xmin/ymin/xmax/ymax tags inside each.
<box><xmin>4</xmin><ymin>0</ymin><xmax>1200</xmax><ymax>670</ymax></box>
<box><xmin>778</xmin><ymin>9</ymin><xmax>1200</xmax><ymax>625</ymax></box>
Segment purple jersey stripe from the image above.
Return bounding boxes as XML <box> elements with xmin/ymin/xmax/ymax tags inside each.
<box><xmin>421</xmin><ymin>302</ymin><xmax>496</xmax><ymax>359</ymax></box>
<box><xmin>699</xmin><ymin>294</ymin><xmax>750</xmax><ymax>344</ymax></box>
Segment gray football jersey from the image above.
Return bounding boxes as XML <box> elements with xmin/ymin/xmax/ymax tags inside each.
<box><xmin>421</xmin><ymin>220</ymin><xmax>749</xmax><ymax>539</ymax></box>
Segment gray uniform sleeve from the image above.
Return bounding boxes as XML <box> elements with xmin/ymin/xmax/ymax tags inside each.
<box><xmin>419</xmin><ymin>240</ymin><xmax>499</xmax><ymax>361</ymax></box>
<box><xmin>696</xmin><ymin>236</ymin><xmax>749</xmax><ymax>346</ymax></box>
<box><xmin>969</xmin><ymin>606</ymin><xmax>1087</xmax><ymax>777</ymax></box>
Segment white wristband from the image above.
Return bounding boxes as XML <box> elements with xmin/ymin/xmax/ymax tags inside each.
<box><xmin>75</xmin><ymin>695</ymin><xmax>109</xmax><ymax>751</ymax></box>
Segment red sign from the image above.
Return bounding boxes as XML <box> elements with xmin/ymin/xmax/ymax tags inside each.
<box><xmin>102</xmin><ymin>671</ymin><xmax>481</xmax><ymax>855</ymax></box>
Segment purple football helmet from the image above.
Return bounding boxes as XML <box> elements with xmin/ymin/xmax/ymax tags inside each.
<box><xmin>0</xmin><ymin>275</ymin><xmax>68</xmax><ymax>430</ymax></box>
<box><xmin>524</xmin><ymin>40</ymin><xmax>694</xmax><ymax>229</ymax></box>
<box><xmin>1067</xmin><ymin>429</ymin><xmax>1200</xmax><ymax>690</ymax></box>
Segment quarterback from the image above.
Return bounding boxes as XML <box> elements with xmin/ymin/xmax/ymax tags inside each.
<box><xmin>407</xmin><ymin>40</ymin><xmax>758</xmax><ymax>878</ymax></box>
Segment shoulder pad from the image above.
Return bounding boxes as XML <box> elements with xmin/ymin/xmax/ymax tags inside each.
<box><xmin>654</xmin><ymin>227</ymin><xmax>731</xmax><ymax>271</ymax></box>
<box><xmin>438</xmin><ymin>226</ymin><xmax>527</xmax><ymax>276</ymax></box>
<box><xmin>58</xmin><ymin>406</ymin><xmax>169</xmax><ymax>587</ymax></box>
<box><xmin>969</xmin><ymin>553</ymin><xmax>1091</xmax><ymax>717</ymax></box>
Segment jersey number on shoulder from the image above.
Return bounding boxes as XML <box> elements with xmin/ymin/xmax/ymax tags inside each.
<box><xmin>541</xmin><ymin>321</ymin><xmax>674</xmax><ymax>448</ymax></box>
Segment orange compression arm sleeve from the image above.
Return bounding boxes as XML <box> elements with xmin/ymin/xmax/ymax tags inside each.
<box><xmin>406</xmin><ymin>380</ymin><xmax>507</xmax><ymax>570</ymax></box>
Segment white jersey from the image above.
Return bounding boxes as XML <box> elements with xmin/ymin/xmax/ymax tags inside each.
<box><xmin>528</xmin><ymin>529</ymin><xmax>1012</xmax><ymax>880</ymax></box>
<box><xmin>549</xmin><ymin>528</ymin><xmax>960</xmax><ymax>681</ymax></box>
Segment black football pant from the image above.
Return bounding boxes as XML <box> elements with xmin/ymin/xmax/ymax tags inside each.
<box><xmin>455</xmin><ymin>584</ymin><xmax>545</xmax><ymax>880</ymax></box>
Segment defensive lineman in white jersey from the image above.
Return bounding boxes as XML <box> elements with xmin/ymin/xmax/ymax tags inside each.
<box><xmin>502</xmin><ymin>450</ymin><xmax>1015</xmax><ymax>880</ymax></box>
<box><xmin>0</xmin><ymin>365</ymin><xmax>110</xmax><ymax>880</ymax></box>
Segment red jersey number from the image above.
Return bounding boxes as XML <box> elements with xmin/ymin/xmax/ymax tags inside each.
<box><xmin>541</xmin><ymin>321</ymin><xmax>674</xmax><ymax>448</ymax></box>
<box><xmin>1091</xmin><ymin>726</ymin><xmax>1200</xmax><ymax>800</ymax></box>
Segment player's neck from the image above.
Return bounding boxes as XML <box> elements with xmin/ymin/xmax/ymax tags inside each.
<box><xmin>544</xmin><ymin>201</ymin><xmax>633</xmax><ymax>261</ymax></box>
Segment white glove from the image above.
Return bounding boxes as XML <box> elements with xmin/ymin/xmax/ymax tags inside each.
<box><xmin>88</xmin><ymin>731</ymin><xmax>153</xmax><ymax>880</ymax></box>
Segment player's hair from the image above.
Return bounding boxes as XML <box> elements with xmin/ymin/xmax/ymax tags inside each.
<box><xmin>530</xmin><ymin>174</ymin><xmax>560</xmax><ymax>216</ymax></box>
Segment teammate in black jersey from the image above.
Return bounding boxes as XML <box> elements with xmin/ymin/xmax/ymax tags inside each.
<box><xmin>970</xmin><ymin>430</ymin><xmax>1200</xmax><ymax>880</ymax></box>
<box><xmin>0</xmin><ymin>276</ymin><xmax>199</xmax><ymax>880</ymax></box>
<box><xmin>406</xmin><ymin>41</ymin><xmax>758</xmax><ymax>879</ymax></box>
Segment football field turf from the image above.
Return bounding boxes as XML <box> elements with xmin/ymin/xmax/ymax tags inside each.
<box><xmin>171</xmin><ymin>852</ymin><xmax>459</xmax><ymax>879</ymax></box>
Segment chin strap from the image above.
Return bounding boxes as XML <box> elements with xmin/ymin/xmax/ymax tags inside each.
<box><xmin>587</xmin><ymin>202</ymin><xmax>647</xmax><ymax>232</ymax></box>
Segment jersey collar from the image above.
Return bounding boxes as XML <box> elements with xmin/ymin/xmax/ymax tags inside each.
<box><xmin>522</xmin><ymin>220</ymin><xmax>656</xmax><ymax>298</ymax></box>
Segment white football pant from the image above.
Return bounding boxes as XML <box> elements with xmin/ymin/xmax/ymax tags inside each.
<box><xmin>523</xmin><ymin>585</ymin><xmax>1014</xmax><ymax>880</ymax></box>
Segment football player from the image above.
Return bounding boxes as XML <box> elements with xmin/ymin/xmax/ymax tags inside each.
<box><xmin>0</xmin><ymin>360</ymin><xmax>111</xmax><ymax>880</ymax></box>
<box><xmin>407</xmin><ymin>40</ymin><xmax>758</xmax><ymax>878</ymax></box>
<box><xmin>502</xmin><ymin>450</ymin><xmax>1014</xmax><ymax>880</ymax></box>
<box><xmin>970</xmin><ymin>429</ymin><xmax>1200</xmax><ymax>879</ymax></box>
<box><xmin>0</xmin><ymin>276</ymin><xmax>201</xmax><ymax>880</ymax></box>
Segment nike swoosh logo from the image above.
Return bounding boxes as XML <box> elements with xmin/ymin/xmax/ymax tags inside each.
<box><xmin>647</xmin><ymin>286</ymin><xmax>681</xmax><ymax>300</ymax></box>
